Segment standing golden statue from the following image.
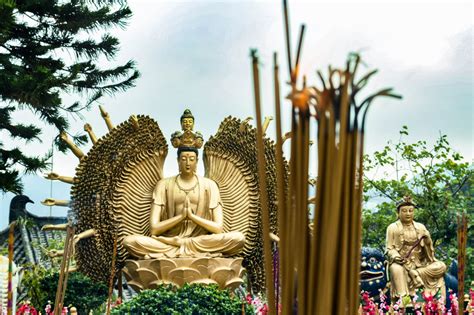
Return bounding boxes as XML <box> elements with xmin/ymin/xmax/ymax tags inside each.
<box><xmin>123</xmin><ymin>110</ymin><xmax>245</xmax><ymax>258</ymax></box>
<box><xmin>386</xmin><ymin>196</ymin><xmax>446</xmax><ymax>297</ymax></box>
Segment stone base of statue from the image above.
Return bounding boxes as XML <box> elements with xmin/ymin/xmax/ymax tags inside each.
<box><xmin>123</xmin><ymin>257</ymin><xmax>245</xmax><ymax>292</ymax></box>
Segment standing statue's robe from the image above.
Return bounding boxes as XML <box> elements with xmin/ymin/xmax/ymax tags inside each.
<box><xmin>123</xmin><ymin>176</ymin><xmax>244</xmax><ymax>258</ymax></box>
<box><xmin>386</xmin><ymin>220</ymin><xmax>446</xmax><ymax>297</ymax></box>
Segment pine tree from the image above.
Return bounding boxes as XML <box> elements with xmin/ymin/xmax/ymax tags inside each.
<box><xmin>0</xmin><ymin>0</ymin><xmax>140</xmax><ymax>194</ymax></box>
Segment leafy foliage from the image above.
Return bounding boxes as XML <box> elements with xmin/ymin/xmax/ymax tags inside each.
<box><xmin>362</xmin><ymin>126</ymin><xmax>473</xmax><ymax>284</ymax></box>
<box><xmin>0</xmin><ymin>0</ymin><xmax>139</xmax><ymax>193</ymax></box>
<box><xmin>31</xmin><ymin>232</ymin><xmax>65</xmax><ymax>269</ymax></box>
<box><xmin>20</xmin><ymin>263</ymin><xmax>49</xmax><ymax>309</ymax></box>
<box><xmin>21</xmin><ymin>267</ymin><xmax>108</xmax><ymax>315</ymax></box>
<box><xmin>112</xmin><ymin>284</ymin><xmax>254</xmax><ymax>315</ymax></box>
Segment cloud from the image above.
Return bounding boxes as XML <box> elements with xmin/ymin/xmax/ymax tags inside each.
<box><xmin>1</xmin><ymin>1</ymin><xmax>472</xmax><ymax>228</ymax></box>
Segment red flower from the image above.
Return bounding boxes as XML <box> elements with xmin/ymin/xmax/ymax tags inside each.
<box><xmin>246</xmin><ymin>293</ymin><xmax>253</xmax><ymax>304</ymax></box>
<box><xmin>16</xmin><ymin>303</ymin><xmax>38</xmax><ymax>315</ymax></box>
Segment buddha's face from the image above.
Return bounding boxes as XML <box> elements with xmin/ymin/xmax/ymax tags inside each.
<box><xmin>398</xmin><ymin>205</ymin><xmax>415</xmax><ymax>224</ymax></box>
<box><xmin>181</xmin><ymin>118</ymin><xmax>194</xmax><ymax>131</ymax></box>
<box><xmin>178</xmin><ymin>151</ymin><xmax>197</xmax><ymax>176</ymax></box>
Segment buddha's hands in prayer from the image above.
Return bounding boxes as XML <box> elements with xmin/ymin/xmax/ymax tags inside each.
<box><xmin>181</xmin><ymin>198</ymin><xmax>194</xmax><ymax>220</ymax></box>
<box><xmin>186</xmin><ymin>206</ymin><xmax>195</xmax><ymax>219</ymax></box>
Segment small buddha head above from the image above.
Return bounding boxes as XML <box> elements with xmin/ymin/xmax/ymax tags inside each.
<box><xmin>181</xmin><ymin>109</ymin><xmax>194</xmax><ymax>131</ymax></box>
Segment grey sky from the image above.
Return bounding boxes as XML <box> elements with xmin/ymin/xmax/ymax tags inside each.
<box><xmin>1</xmin><ymin>0</ymin><xmax>472</xmax><ymax>228</ymax></box>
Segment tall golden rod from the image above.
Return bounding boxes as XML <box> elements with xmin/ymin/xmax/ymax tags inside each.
<box><xmin>348</xmin><ymin>127</ymin><xmax>364</xmax><ymax>313</ymax></box>
<box><xmin>314</xmin><ymin>97</ymin><xmax>338</xmax><ymax>313</ymax></box>
<box><xmin>280</xmin><ymin>5</ymin><xmax>297</xmax><ymax>311</ymax></box>
<box><xmin>54</xmin><ymin>225</ymin><xmax>74</xmax><ymax>315</ymax></box>
<box><xmin>106</xmin><ymin>234</ymin><xmax>118</xmax><ymax>315</ymax></box>
<box><xmin>308</xmin><ymin>96</ymin><xmax>329</xmax><ymax>315</ymax></box>
<box><xmin>273</xmin><ymin>52</ymin><xmax>286</xmax><ymax>311</ymax></box>
<box><xmin>300</xmin><ymin>110</ymin><xmax>311</xmax><ymax>314</ymax></box>
<box><xmin>281</xmin><ymin>107</ymin><xmax>297</xmax><ymax>314</ymax></box>
<box><xmin>457</xmin><ymin>212</ymin><xmax>467</xmax><ymax>315</ymax></box>
<box><xmin>293</xmin><ymin>108</ymin><xmax>304</xmax><ymax>313</ymax></box>
<box><xmin>59</xmin><ymin>227</ymin><xmax>75</xmax><ymax>312</ymax></box>
<box><xmin>336</xmin><ymin>71</ymin><xmax>351</xmax><ymax>313</ymax></box>
<box><xmin>293</xmin><ymin>24</ymin><xmax>306</xmax><ymax>85</ymax></box>
<box><xmin>251</xmin><ymin>50</ymin><xmax>276</xmax><ymax>315</ymax></box>
<box><xmin>282</xmin><ymin>0</ymin><xmax>293</xmax><ymax>78</ymax></box>
<box><xmin>7</xmin><ymin>222</ymin><xmax>15</xmax><ymax>315</ymax></box>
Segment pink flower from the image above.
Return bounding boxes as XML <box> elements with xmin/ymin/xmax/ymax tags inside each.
<box><xmin>449</xmin><ymin>292</ymin><xmax>458</xmax><ymax>314</ymax></box>
<box><xmin>257</xmin><ymin>303</ymin><xmax>269</xmax><ymax>315</ymax></box>
<box><xmin>470</xmin><ymin>288</ymin><xmax>474</xmax><ymax>307</ymax></box>
<box><xmin>44</xmin><ymin>303</ymin><xmax>52</xmax><ymax>315</ymax></box>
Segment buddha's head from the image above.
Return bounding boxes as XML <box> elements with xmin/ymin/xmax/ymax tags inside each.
<box><xmin>180</xmin><ymin>109</ymin><xmax>194</xmax><ymax>131</ymax></box>
<box><xmin>396</xmin><ymin>196</ymin><xmax>416</xmax><ymax>224</ymax></box>
<box><xmin>177</xmin><ymin>147</ymin><xmax>198</xmax><ymax>176</ymax></box>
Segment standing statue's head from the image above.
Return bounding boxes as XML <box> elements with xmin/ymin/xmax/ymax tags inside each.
<box><xmin>180</xmin><ymin>109</ymin><xmax>195</xmax><ymax>131</ymax></box>
<box><xmin>396</xmin><ymin>195</ymin><xmax>416</xmax><ymax>224</ymax></box>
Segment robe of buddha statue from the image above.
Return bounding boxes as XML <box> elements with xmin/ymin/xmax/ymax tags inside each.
<box><xmin>123</xmin><ymin>150</ymin><xmax>245</xmax><ymax>259</ymax></box>
<box><xmin>386</xmin><ymin>218</ymin><xmax>446</xmax><ymax>297</ymax></box>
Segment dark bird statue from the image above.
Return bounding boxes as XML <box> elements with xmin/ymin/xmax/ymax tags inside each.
<box><xmin>8</xmin><ymin>195</ymin><xmax>34</xmax><ymax>224</ymax></box>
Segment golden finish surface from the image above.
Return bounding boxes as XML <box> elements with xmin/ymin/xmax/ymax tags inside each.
<box><xmin>99</xmin><ymin>105</ymin><xmax>114</xmax><ymax>131</ymax></box>
<box><xmin>170</xmin><ymin>109</ymin><xmax>204</xmax><ymax>149</ymax></box>
<box><xmin>44</xmin><ymin>172</ymin><xmax>75</xmax><ymax>184</ymax></box>
<box><xmin>204</xmin><ymin>117</ymin><xmax>284</xmax><ymax>293</ymax></box>
<box><xmin>84</xmin><ymin>123</ymin><xmax>97</xmax><ymax>144</ymax></box>
<box><xmin>123</xmin><ymin>257</ymin><xmax>245</xmax><ymax>292</ymax></box>
<box><xmin>66</xmin><ymin>109</ymin><xmax>285</xmax><ymax>293</ymax></box>
<box><xmin>71</xmin><ymin>115</ymin><xmax>168</xmax><ymax>283</ymax></box>
<box><xmin>41</xmin><ymin>198</ymin><xmax>69</xmax><ymax>207</ymax></box>
<box><xmin>386</xmin><ymin>198</ymin><xmax>446</xmax><ymax>298</ymax></box>
<box><xmin>59</xmin><ymin>132</ymin><xmax>84</xmax><ymax>159</ymax></box>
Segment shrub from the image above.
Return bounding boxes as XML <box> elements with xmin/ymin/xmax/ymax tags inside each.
<box><xmin>21</xmin><ymin>268</ymin><xmax>108</xmax><ymax>315</ymax></box>
<box><xmin>112</xmin><ymin>284</ymin><xmax>254</xmax><ymax>314</ymax></box>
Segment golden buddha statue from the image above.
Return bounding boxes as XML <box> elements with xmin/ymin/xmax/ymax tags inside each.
<box><xmin>170</xmin><ymin>109</ymin><xmax>204</xmax><ymax>149</ymax></box>
<box><xmin>386</xmin><ymin>196</ymin><xmax>446</xmax><ymax>297</ymax></box>
<box><xmin>60</xmin><ymin>107</ymin><xmax>280</xmax><ymax>292</ymax></box>
<box><xmin>123</xmin><ymin>110</ymin><xmax>245</xmax><ymax>258</ymax></box>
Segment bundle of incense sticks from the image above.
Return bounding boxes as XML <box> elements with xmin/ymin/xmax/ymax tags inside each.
<box><xmin>54</xmin><ymin>225</ymin><xmax>75</xmax><ymax>315</ymax></box>
<box><xmin>251</xmin><ymin>2</ymin><xmax>401</xmax><ymax>314</ymax></box>
<box><xmin>457</xmin><ymin>212</ymin><xmax>468</xmax><ymax>315</ymax></box>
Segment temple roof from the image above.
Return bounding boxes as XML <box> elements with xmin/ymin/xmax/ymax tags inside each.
<box><xmin>0</xmin><ymin>195</ymin><xmax>136</xmax><ymax>301</ymax></box>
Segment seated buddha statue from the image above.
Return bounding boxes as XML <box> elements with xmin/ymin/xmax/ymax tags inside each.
<box><xmin>386</xmin><ymin>196</ymin><xmax>446</xmax><ymax>297</ymax></box>
<box><xmin>123</xmin><ymin>110</ymin><xmax>245</xmax><ymax>259</ymax></box>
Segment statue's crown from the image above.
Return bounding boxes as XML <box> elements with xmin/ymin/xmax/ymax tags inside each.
<box><xmin>396</xmin><ymin>195</ymin><xmax>416</xmax><ymax>210</ymax></box>
<box><xmin>170</xmin><ymin>109</ymin><xmax>204</xmax><ymax>149</ymax></box>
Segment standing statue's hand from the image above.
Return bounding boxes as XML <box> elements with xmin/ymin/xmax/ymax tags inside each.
<box><xmin>393</xmin><ymin>256</ymin><xmax>405</xmax><ymax>265</ymax></box>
